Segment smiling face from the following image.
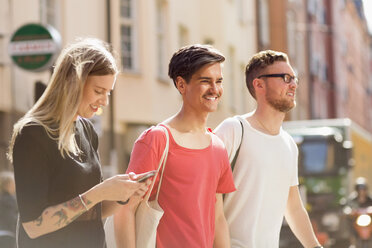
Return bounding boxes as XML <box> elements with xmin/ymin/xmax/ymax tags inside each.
<box><xmin>260</xmin><ymin>61</ymin><xmax>297</xmax><ymax>112</ymax></box>
<box><xmin>177</xmin><ymin>62</ymin><xmax>223</xmax><ymax>114</ymax></box>
<box><xmin>76</xmin><ymin>74</ymin><xmax>116</xmax><ymax>119</ymax></box>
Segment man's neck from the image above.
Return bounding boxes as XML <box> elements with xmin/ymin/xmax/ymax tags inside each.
<box><xmin>250</xmin><ymin>106</ymin><xmax>286</xmax><ymax>135</ymax></box>
<box><xmin>163</xmin><ymin>107</ymin><xmax>212</xmax><ymax>149</ymax></box>
<box><xmin>166</xmin><ymin>106</ymin><xmax>209</xmax><ymax>133</ymax></box>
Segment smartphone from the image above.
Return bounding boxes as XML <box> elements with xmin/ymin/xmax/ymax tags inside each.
<box><xmin>137</xmin><ymin>171</ymin><xmax>157</xmax><ymax>183</ymax></box>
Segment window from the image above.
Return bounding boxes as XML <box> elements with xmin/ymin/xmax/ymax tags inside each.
<box><xmin>298</xmin><ymin>137</ymin><xmax>343</xmax><ymax>176</ymax></box>
<box><xmin>301</xmin><ymin>141</ymin><xmax>328</xmax><ymax>173</ymax></box>
<box><xmin>228</xmin><ymin>47</ymin><xmax>236</xmax><ymax>113</ymax></box>
<box><xmin>310</xmin><ymin>56</ymin><xmax>318</xmax><ymax>75</ymax></box>
<box><xmin>40</xmin><ymin>0</ymin><xmax>59</xmax><ymax>28</ymax></box>
<box><xmin>318</xmin><ymin>1</ymin><xmax>327</xmax><ymax>24</ymax></box>
<box><xmin>341</xmin><ymin>38</ymin><xmax>348</xmax><ymax>56</ymax></box>
<box><xmin>237</xmin><ymin>0</ymin><xmax>245</xmax><ymax>23</ymax></box>
<box><xmin>286</xmin><ymin>10</ymin><xmax>296</xmax><ymax>59</ymax></box>
<box><xmin>369</xmin><ymin>46</ymin><xmax>372</xmax><ymax>93</ymax></box>
<box><xmin>240</xmin><ymin>63</ymin><xmax>248</xmax><ymax>112</ymax></box>
<box><xmin>340</xmin><ymin>0</ymin><xmax>347</xmax><ymax>9</ymax></box>
<box><xmin>121</xmin><ymin>25</ymin><xmax>132</xmax><ymax>69</ymax></box>
<box><xmin>308</xmin><ymin>0</ymin><xmax>316</xmax><ymax>16</ymax></box>
<box><xmin>120</xmin><ymin>0</ymin><xmax>131</xmax><ymax>17</ymax></box>
<box><xmin>120</xmin><ymin>0</ymin><xmax>137</xmax><ymax>71</ymax></box>
<box><xmin>178</xmin><ymin>25</ymin><xmax>189</xmax><ymax>48</ymax></box>
<box><xmin>0</xmin><ymin>0</ymin><xmax>9</xmax><ymax>35</ymax></box>
<box><xmin>156</xmin><ymin>0</ymin><xmax>168</xmax><ymax>79</ymax></box>
<box><xmin>258</xmin><ymin>0</ymin><xmax>270</xmax><ymax>48</ymax></box>
<box><xmin>0</xmin><ymin>37</ymin><xmax>4</xmax><ymax>65</ymax></box>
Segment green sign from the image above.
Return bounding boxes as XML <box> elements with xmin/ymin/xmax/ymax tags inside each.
<box><xmin>8</xmin><ymin>23</ymin><xmax>61</xmax><ymax>71</ymax></box>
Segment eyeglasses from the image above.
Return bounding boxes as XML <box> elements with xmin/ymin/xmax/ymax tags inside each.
<box><xmin>257</xmin><ymin>73</ymin><xmax>299</xmax><ymax>85</ymax></box>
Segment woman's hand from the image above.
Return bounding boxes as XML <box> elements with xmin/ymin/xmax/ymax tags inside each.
<box><xmin>101</xmin><ymin>172</ymin><xmax>153</xmax><ymax>218</ymax></box>
<box><xmin>96</xmin><ymin>173</ymin><xmax>151</xmax><ymax>203</ymax></box>
<box><xmin>117</xmin><ymin>171</ymin><xmax>154</xmax><ymax>208</ymax></box>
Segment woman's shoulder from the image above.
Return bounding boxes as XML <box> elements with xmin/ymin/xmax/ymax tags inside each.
<box><xmin>13</xmin><ymin>122</ymin><xmax>54</xmax><ymax>150</ymax></box>
<box><xmin>18</xmin><ymin>122</ymin><xmax>48</xmax><ymax>137</ymax></box>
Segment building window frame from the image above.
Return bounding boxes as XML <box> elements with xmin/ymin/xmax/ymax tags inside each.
<box><xmin>156</xmin><ymin>0</ymin><xmax>169</xmax><ymax>81</ymax></box>
<box><xmin>258</xmin><ymin>0</ymin><xmax>270</xmax><ymax>49</ymax></box>
<box><xmin>40</xmin><ymin>0</ymin><xmax>60</xmax><ymax>28</ymax></box>
<box><xmin>120</xmin><ymin>0</ymin><xmax>138</xmax><ymax>72</ymax></box>
<box><xmin>178</xmin><ymin>25</ymin><xmax>189</xmax><ymax>49</ymax></box>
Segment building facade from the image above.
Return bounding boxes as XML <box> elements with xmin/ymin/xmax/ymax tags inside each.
<box><xmin>0</xmin><ymin>0</ymin><xmax>258</xmax><ymax>173</ymax></box>
<box><xmin>332</xmin><ymin>0</ymin><xmax>372</xmax><ymax>133</ymax></box>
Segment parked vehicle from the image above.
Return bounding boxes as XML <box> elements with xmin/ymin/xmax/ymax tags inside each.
<box><xmin>344</xmin><ymin>206</ymin><xmax>372</xmax><ymax>248</ymax></box>
<box><xmin>279</xmin><ymin>119</ymin><xmax>372</xmax><ymax>248</ymax></box>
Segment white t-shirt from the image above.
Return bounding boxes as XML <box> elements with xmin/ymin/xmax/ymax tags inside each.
<box><xmin>215</xmin><ymin>114</ymin><xmax>299</xmax><ymax>248</ymax></box>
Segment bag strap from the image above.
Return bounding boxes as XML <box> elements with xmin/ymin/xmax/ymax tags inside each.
<box><xmin>143</xmin><ymin>125</ymin><xmax>169</xmax><ymax>202</ymax></box>
<box><xmin>223</xmin><ymin>117</ymin><xmax>244</xmax><ymax>201</ymax></box>
<box><xmin>155</xmin><ymin>125</ymin><xmax>169</xmax><ymax>201</ymax></box>
<box><xmin>230</xmin><ymin>117</ymin><xmax>244</xmax><ymax>172</ymax></box>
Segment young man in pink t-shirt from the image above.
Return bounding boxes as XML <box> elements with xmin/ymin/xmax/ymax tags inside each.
<box><xmin>114</xmin><ymin>44</ymin><xmax>236</xmax><ymax>248</ymax></box>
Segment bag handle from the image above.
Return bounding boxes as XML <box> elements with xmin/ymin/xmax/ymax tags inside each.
<box><xmin>231</xmin><ymin>117</ymin><xmax>244</xmax><ymax>172</ymax></box>
<box><xmin>155</xmin><ymin>125</ymin><xmax>169</xmax><ymax>201</ymax></box>
<box><xmin>143</xmin><ymin>125</ymin><xmax>169</xmax><ymax>202</ymax></box>
<box><xmin>223</xmin><ymin>117</ymin><xmax>243</xmax><ymax>201</ymax></box>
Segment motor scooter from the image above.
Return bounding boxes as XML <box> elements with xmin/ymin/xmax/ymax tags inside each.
<box><xmin>344</xmin><ymin>206</ymin><xmax>372</xmax><ymax>248</ymax></box>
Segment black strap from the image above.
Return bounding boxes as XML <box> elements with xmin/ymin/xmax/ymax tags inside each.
<box><xmin>230</xmin><ymin>118</ymin><xmax>244</xmax><ymax>172</ymax></box>
<box><xmin>223</xmin><ymin>118</ymin><xmax>244</xmax><ymax>201</ymax></box>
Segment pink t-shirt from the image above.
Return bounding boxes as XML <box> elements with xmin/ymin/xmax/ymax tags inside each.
<box><xmin>127</xmin><ymin>125</ymin><xmax>235</xmax><ymax>248</ymax></box>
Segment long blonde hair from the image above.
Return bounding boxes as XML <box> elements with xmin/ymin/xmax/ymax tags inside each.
<box><xmin>8</xmin><ymin>38</ymin><xmax>118</xmax><ymax>162</ymax></box>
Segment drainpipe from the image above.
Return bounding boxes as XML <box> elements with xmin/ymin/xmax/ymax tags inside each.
<box><xmin>305</xmin><ymin>0</ymin><xmax>314</xmax><ymax>119</ymax></box>
<box><xmin>106</xmin><ymin>0</ymin><xmax>115</xmax><ymax>167</ymax></box>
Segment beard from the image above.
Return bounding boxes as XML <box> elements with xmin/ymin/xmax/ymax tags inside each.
<box><xmin>265</xmin><ymin>90</ymin><xmax>296</xmax><ymax>113</ymax></box>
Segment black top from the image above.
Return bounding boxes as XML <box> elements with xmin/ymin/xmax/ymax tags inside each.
<box><xmin>12</xmin><ymin>118</ymin><xmax>105</xmax><ymax>248</ymax></box>
<box><xmin>349</xmin><ymin>195</ymin><xmax>372</xmax><ymax>208</ymax></box>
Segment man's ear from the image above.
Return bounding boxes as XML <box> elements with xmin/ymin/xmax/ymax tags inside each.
<box><xmin>175</xmin><ymin>76</ymin><xmax>187</xmax><ymax>94</ymax></box>
<box><xmin>253</xmin><ymin>78</ymin><xmax>264</xmax><ymax>90</ymax></box>
<box><xmin>252</xmin><ymin>78</ymin><xmax>265</xmax><ymax>99</ymax></box>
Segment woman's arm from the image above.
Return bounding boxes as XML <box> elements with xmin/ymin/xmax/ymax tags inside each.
<box><xmin>22</xmin><ymin>174</ymin><xmax>146</xmax><ymax>239</ymax></box>
<box><xmin>23</xmin><ymin>194</ymin><xmax>92</xmax><ymax>239</ymax></box>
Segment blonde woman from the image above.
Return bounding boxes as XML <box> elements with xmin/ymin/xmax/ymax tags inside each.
<box><xmin>8</xmin><ymin>38</ymin><xmax>151</xmax><ymax>248</ymax></box>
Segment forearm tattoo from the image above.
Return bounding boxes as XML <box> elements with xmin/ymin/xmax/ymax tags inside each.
<box><xmin>33</xmin><ymin>196</ymin><xmax>92</xmax><ymax>228</ymax></box>
<box><xmin>35</xmin><ymin>215</ymin><xmax>43</xmax><ymax>226</ymax></box>
<box><xmin>81</xmin><ymin>195</ymin><xmax>92</xmax><ymax>206</ymax></box>
<box><xmin>66</xmin><ymin>196</ymin><xmax>86</xmax><ymax>211</ymax></box>
<box><xmin>52</xmin><ymin>209</ymin><xmax>68</xmax><ymax>226</ymax></box>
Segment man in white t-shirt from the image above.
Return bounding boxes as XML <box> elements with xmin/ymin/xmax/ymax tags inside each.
<box><xmin>215</xmin><ymin>50</ymin><xmax>322</xmax><ymax>248</ymax></box>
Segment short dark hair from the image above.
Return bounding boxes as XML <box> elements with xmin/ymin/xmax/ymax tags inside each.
<box><xmin>245</xmin><ymin>50</ymin><xmax>288</xmax><ymax>99</ymax></box>
<box><xmin>168</xmin><ymin>44</ymin><xmax>225</xmax><ymax>87</ymax></box>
